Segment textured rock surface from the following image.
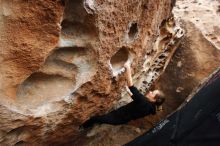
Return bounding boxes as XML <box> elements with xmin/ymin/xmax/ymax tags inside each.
<box><xmin>66</xmin><ymin>0</ymin><xmax>220</xmax><ymax>146</ymax></box>
<box><xmin>174</xmin><ymin>0</ymin><xmax>220</xmax><ymax>50</ymax></box>
<box><xmin>0</xmin><ymin>0</ymin><xmax>183</xmax><ymax>145</ymax></box>
<box><xmin>154</xmin><ymin>0</ymin><xmax>220</xmax><ymax>116</ymax></box>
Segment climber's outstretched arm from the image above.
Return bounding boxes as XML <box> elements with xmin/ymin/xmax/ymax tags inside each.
<box><xmin>126</xmin><ymin>86</ymin><xmax>133</xmax><ymax>96</ymax></box>
<box><xmin>124</xmin><ymin>63</ymin><xmax>148</xmax><ymax>102</ymax></box>
<box><xmin>124</xmin><ymin>63</ymin><xmax>133</xmax><ymax>87</ymax></box>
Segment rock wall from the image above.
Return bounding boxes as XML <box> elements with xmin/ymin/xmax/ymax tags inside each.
<box><xmin>69</xmin><ymin>0</ymin><xmax>220</xmax><ymax>145</ymax></box>
<box><xmin>153</xmin><ymin>0</ymin><xmax>220</xmax><ymax>116</ymax></box>
<box><xmin>0</xmin><ymin>0</ymin><xmax>182</xmax><ymax>145</ymax></box>
<box><xmin>125</xmin><ymin>0</ymin><xmax>220</xmax><ymax>131</ymax></box>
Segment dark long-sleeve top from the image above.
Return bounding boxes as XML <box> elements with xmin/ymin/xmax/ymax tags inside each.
<box><xmin>106</xmin><ymin>86</ymin><xmax>156</xmax><ymax>124</ymax></box>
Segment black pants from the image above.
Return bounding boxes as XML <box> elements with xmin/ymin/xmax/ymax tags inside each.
<box><xmin>82</xmin><ymin>112</ymin><xmax>130</xmax><ymax>128</ymax></box>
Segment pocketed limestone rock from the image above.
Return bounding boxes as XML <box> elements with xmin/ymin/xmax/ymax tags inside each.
<box><xmin>0</xmin><ymin>0</ymin><xmax>181</xmax><ymax>145</ymax></box>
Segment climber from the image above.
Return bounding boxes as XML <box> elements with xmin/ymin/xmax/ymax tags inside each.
<box><xmin>81</xmin><ymin>63</ymin><xmax>165</xmax><ymax>129</ymax></box>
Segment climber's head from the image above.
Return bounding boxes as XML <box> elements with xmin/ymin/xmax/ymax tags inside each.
<box><xmin>146</xmin><ymin>90</ymin><xmax>165</xmax><ymax>109</ymax></box>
